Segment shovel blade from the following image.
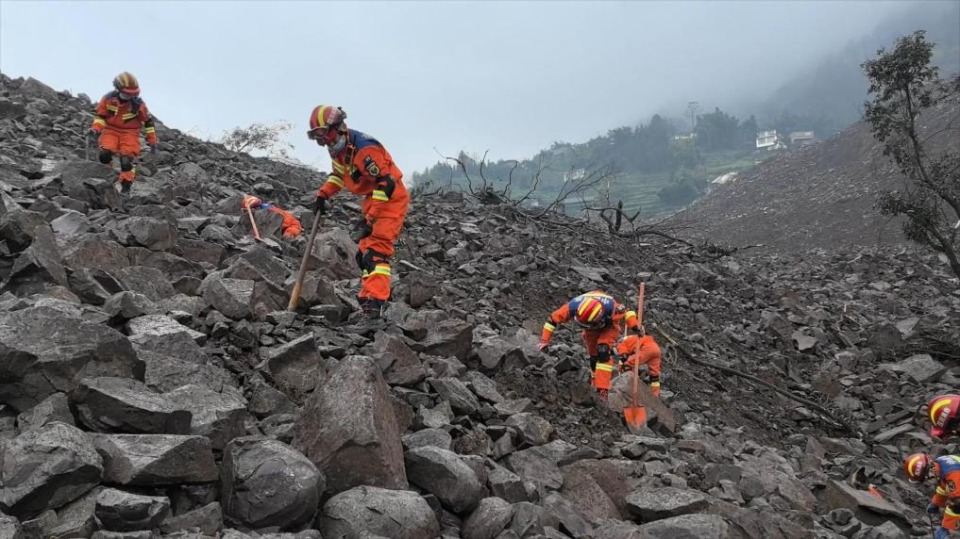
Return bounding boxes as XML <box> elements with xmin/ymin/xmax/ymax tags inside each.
<box><xmin>624</xmin><ymin>405</ymin><xmax>647</xmax><ymax>432</ymax></box>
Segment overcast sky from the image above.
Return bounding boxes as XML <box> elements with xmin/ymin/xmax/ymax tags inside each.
<box><xmin>0</xmin><ymin>0</ymin><xmax>934</xmax><ymax>175</ymax></box>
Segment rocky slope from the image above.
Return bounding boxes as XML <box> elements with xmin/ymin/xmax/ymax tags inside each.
<box><xmin>0</xmin><ymin>73</ymin><xmax>958</xmax><ymax>539</ymax></box>
<box><xmin>670</xmin><ymin>88</ymin><xmax>960</xmax><ymax>254</ymax></box>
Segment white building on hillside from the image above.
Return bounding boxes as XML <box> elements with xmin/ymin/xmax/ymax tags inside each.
<box><xmin>789</xmin><ymin>131</ymin><xmax>816</xmax><ymax>145</ymax></box>
<box><xmin>756</xmin><ymin>130</ymin><xmax>785</xmax><ymax>150</ymax></box>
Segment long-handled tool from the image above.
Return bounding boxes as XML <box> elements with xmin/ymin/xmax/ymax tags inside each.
<box><xmin>287</xmin><ymin>214</ymin><xmax>323</xmax><ymax>311</ymax></box>
<box><xmin>624</xmin><ymin>282</ymin><xmax>647</xmax><ymax>431</ymax></box>
<box><xmin>245</xmin><ymin>205</ymin><xmax>262</xmax><ymax>242</ymax></box>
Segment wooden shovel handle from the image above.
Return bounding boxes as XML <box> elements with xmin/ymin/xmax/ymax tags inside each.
<box><xmin>246</xmin><ymin>205</ymin><xmax>262</xmax><ymax>241</ymax></box>
<box><xmin>632</xmin><ymin>283</ymin><xmax>646</xmax><ymax>408</ymax></box>
<box><xmin>288</xmin><ymin>214</ymin><xmax>323</xmax><ymax>311</ymax></box>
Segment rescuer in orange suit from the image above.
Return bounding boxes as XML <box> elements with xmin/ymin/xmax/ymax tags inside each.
<box><xmin>90</xmin><ymin>72</ymin><xmax>158</xmax><ymax>194</ymax></box>
<box><xmin>307</xmin><ymin>105</ymin><xmax>409</xmax><ymax>320</ymax></box>
<box><xmin>538</xmin><ymin>291</ymin><xmax>639</xmax><ymax>401</ymax></box>
<box><xmin>903</xmin><ymin>453</ymin><xmax>960</xmax><ymax>539</ymax></box>
<box><xmin>241</xmin><ymin>195</ymin><xmax>302</xmax><ymax>238</ymax></box>
<box><xmin>615</xmin><ymin>330</ymin><xmax>662</xmax><ymax>397</ymax></box>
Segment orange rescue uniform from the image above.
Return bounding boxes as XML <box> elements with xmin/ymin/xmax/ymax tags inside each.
<box><xmin>541</xmin><ymin>291</ymin><xmax>639</xmax><ymax>391</ymax></box>
<box><xmin>91</xmin><ymin>92</ymin><xmax>157</xmax><ymax>184</ymax></box>
<box><xmin>616</xmin><ymin>334</ymin><xmax>662</xmax><ymax>396</ymax></box>
<box><xmin>317</xmin><ymin>129</ymin><xmax>409</xmax><ymax>302</ymax></box>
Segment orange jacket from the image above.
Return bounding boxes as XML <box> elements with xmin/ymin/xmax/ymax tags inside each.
<box><xmin>317</xmin><ymin>129</ymin><xmax>409</xmax><ymax>219</ymax></box>
<box><xmin>541</xmin><ymin>291</ymin><xmax>638</xmax><ymax>344</ymax></box>
<box><xmin>91</xmin><ymin>92</ymin><xmax>157</xmax><ymax>143</ymax></box>
<box><xmin>616</xmin><ymin>334</ymin><xmax>661</xmax><ymax>378</ymax></box>
<box><xmin>931</xmin><ymin>455</ymin><xmax>960</xmax><ymax>532</ymax></box>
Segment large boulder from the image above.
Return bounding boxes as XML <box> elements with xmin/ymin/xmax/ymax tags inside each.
<box><xmin>404</xmin><ymin>446</ymin><xmax>484</xmax><ymax>514</ymax></box>
<box><xmin>292</xmin><ymin>356</ymin><xmax>407</xmax><ymax>495</ymax></box>
<box><xmin>461</xmin><ymin>497</ymin><xmax>514</xmax><ymax>539</ymax></box>
<box><xmin>221</xmin><ymin>436</ymin><xmax>323</xmax><ymax>531</ymax></box>
<box><xmin>116</xmin><ymin>267</ymin><xmax>178</xmax><ymax>302</ymax></box>
<box><xmin>6</xmin><ymin>225</ymin><xmax>68</xmax><ymax>294</ymax></box>
<box><xmin>71</xmin><ymin>377</ymin><xmax>192</xmax><ymax>434</ymax></box>
<box><xmin>203</xmin><ymin>278</ymin><xmax>254</xmax><ymax>320</ymax></box>
<box><xmin>0</xmin><ymin>306</ymin><xmax>143</xmax><ymax>412</ymax></box>
<box><xmin>92</xmin><ymin>434</ymin><xmax>218</xmax><ymax>485</ymax></box>
<box><xmin>428</xmin><ymin>377</ymin><xmax>480</xmax><ymax>416</ymax></box>
<box><xmin>15</xmin><ymin>392</ymin><xmax>74</xmax><ymax>433</ymax></box>
<box><xmin>0</xmin><ymin>422</ymin><xmax>103</xmax><ymax>519</ymax></box>
<box><xmin>318</xmin><ymin>486</ymin><xmax>439</xmax><ymax>539</ymax></box>
<box><xmin>363</xmin><ymin>331</ymin><xmax>427</xmax><ymax>387</ymax></box>
<box><xmin>110</xmin><ymin>217</ymin><xmax>178</xmax><ymax>251</ymax></box>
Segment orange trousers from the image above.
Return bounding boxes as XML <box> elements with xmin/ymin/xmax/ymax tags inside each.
<box><xmin>99</xmin><ymin>128</ymin><xmax>141</xmax><ymax>182</ymax></box>
<box><xmin>616</xmin><ymin>334</ymin><xmax>662</xmax><ymax>396</ymax></box>
<box><xmin>358</xmin><ymin>214</ymin><xmax>405</xmax><ymax>301</ymax></box>
<box><xmin>582</xmin><ymin>326</ymin><xmax>620</xmax><ymax>390</ymax></box>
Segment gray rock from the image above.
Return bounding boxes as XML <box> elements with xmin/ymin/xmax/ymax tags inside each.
<box><xmin>221</xmin><ymin>436</ymin><xmax>323</xmax><ymax>531</ymax></box>
<box><xmin>487</xmin><ymin>464</ymin><xmax>529</xmax><ymax>504</ymax></box>
<box><xmin>818</xmin><ymin>480</ymin><xmax>909</xmax><ymax>531</ymax></box>
<box><xmin>404</xmin><ymin>446</ymin><xmax>484</xmax><ymax>514</ymax></box>
<box><xmin>310</xmin><ymin>228</ymin><xmax>359</xmax><ymax>280</ymax></box>
<box><xmin>127</xmin><ymin>315</ymin><xmax>205</xmax><ymax>346</ymax></box>
<box><xmin>461</xmin><ymin>497</ymin><xmax>514</xmax><ymax>539</ymax></box>
<box><xmin>16</xmin><ymin>392</ymin><xmax>74</xmax><ymax>433</ymax></box>
<box><xmin>158</xmin><ymin>502</ymin><xmax>222</xmax><ymax>536</ymax></box>
<box><xmin>474</xmin><ymin>335</ymin><xmax>527</xmax><ymax>373</ymax></box>
<box><xmin>318</xmin><ymin>486</ymin><xmax>440</xmax><ymax>539</ymax></box>
<box><xmin>293</xmin><ymin>356</ymin><xmax>408</xmax><ymax>495</ymax></box>
<box><xmin>625</xmin><ymin>487</ymin><xmax>709</xmax><ymax>522</ymax></box>
<box><xmin>49</xmin><ymin>487</ymin><xmax>101</xmax><ymax>539</ymax></box>
<box><xmin>402</xmin><ymin>311</ymin><xmax>474</xmax><ymax>361</ymax></box>
<box><xmin>403</xmin><ymin>428</ymin><xmax>453</xmax><ymax>450</ymax></box>
<box><xmin>853</xmin><ymin>521</ymin><xmax>907</xmax><ymax>539</ymax></box>
<box><xmin>50</xmin><ymin>210</ymin><xmax>90</xmax><ymax>238</ymax></box>
<box><xmin>0</xmin><ymin>422</ymin><xmax>102</xmax><ymax>519</ymax></box>
<box><xmin>541</xmin><ymin>492</ymin><xmax>592</xmax><ymax>539</ymax></box>
<box><xmin>203</xmin><ymin>279</ymin><xmax>254</xmax><ymax>320</ymax></box>
<box><xmin>463</xmin><ymin>371</ymin><xmax>504</xmax><ymax>403</ymax></box>
<box><xmin>505</xmin><ymin>413</ymin><xmax>554</xmax><ymax>446</ymax></box>
<box><xmin>879</xmin><ymin>353</ymin><xmax>946</xmax><ymax>383</ymax></box>
<box><xmin>116</xmin><ymin>266</ymin><xmax>177</xmax><ymax>302</ymax></box>
<box><xmin>7</xmin><ymin>225</ymin><xmax>68</xmax><ymax>293</ymax></box>
<box><xmin>0</xmin><ymin>306</ymin><xmax>143</xmax><ymax>412</ymax></box>
<box><xmin>104</xmin><ymin>292</ymin><xmax>156</xmax><ymax>320</ymax></box>
<box><xmin>94</xmin><ymin>488</ymin><xmax>170</xmax><ymax>532</ymax></box>
<box><xmin>429</xmin><ymin>377</ymin><xmax>481</xmax><ymax>416</ymax></box>
<box><xmin>635</xmin><ymin>513</ymin><xmax>729</xmax><ymax>538</ymax></box>
<box><xmin>110</xmin><ymin>217</ymin><xmax>178</xmax><ymax>251</ymax></box>
<box><xmin>71</xmin><ymin>377</ymin><xmax>192</xmax><ymax>434</ymax></box>
<box><xmin>494</xmin><ymin>399</ymin><xmax>535</xmax><ymax>418</ymax></box>
<box><xmin>164</xmin><ymin>385</ymin><xmax>247</xmax><ymax>450</ymax></box>
<box><xmin>559</xmin><ymin>462</ymin><xmax>621</xmax><ymax>521</ymax></box>
<box><xmin>138</xmin><ymin>349</ymin><xmax>234</xmax><ymax>394</ymax></box>
<box><xmin>591</xmin><ymin>519</ymin><xmax>644</xmax><ymax>539</ymax></box>
<box><xmin>363</xmin><ymin>331</ymin><xmax>427</xmax><ymax>387</ymax></box>
<box><xmin>507</xmin><ymin>501</ymin><xmax>559</xmax><ymax>537</ymax></box>
<box><xmin>0</xmin><ymin>511</ymin><xmax>23</xmax><ymax>539</ymax></box>
<box><xmin>92</xmin><ymin>434</ymin><xmax>217</xmax><ymax>485</ymax></box>
<box><xmin>264</xmin><ymin>334</ymin><xmax>324</xmax><ymax>401</ymax></box>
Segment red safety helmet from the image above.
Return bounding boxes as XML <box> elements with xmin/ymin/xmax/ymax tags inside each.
<box><xmin>113</xmin><ymin>72</ymin><xmax>140</xmax><ymax>98</ymax></box>
<box><xmin>903</xmin><ymin>453</ymin><xmax>934</xmax><ymax>482</ymax></box>
<box><xmin>927</xmin><ymin>394</ymin><xmax>960</xmax><ymax>439</ymax></box>
<box><xmin>307</xmin><ymin>105</ymin><xmax>347</xmax><ymax>145</ymax></box>
<box><xmin>574</xmin><ymin>297</ymin><xmax>605</xmax><ymax>328</ymax></box>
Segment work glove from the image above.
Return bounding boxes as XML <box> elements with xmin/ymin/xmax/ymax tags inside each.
<box><xmin>350</xmin><ymin>219</ymin><xmax>373</xmax><ymax>243</ymax></box>
<box><xmin>537</xmin><ymin>341</ymin><xmax>548</xmax><ymax>352</ymax></box>
<box><xmin>310</xmin><ymin>195</ymin><xmax>327</xmax><ymax>217</ymax></box>
<box><xmin>927</xmin><ymin>502</ymin><xmax>940</xmax><ymax>514</ymax></box>
<box><xmin>89</xmin><ymin>127</ymin><xmax>101</xmax><ymax>137</ymax></box>
<box><xmin>933</xmin><ymin>527</ymin><xmax>949</xmax><ymax>539</ymax></box>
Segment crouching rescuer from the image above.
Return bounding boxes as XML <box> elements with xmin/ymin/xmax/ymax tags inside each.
<box><xmin>538</xmin><ymin>291</ymin><xmax>639</xmax><ymax>401</ymax></box>
<box><xmin>241</xmin><ymin>195</ymin><xmax>303</xmax><ymax>238</ymax></box>
<box><xmin>615</xmin><ymin>329</ymin><xmax>662</xmax><ymax>397</ymax></box>
<box><xmin>90</xmin><ymin>72</ymin><xmax>158</xmax><ymax>194</ymax></box>
<box><xmin>307</xmin><ymin>105</ymin><xmax>409</xmax><ymax>320</ymax></box>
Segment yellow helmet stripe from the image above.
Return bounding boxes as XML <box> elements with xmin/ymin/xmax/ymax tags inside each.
<box><xmin>906</xmin><ymin>455</ymin><xmax>925</xmax><ymax>477</ymax></box>
<box><xmin>930</xmin><ymin>399</ymin><xmax>952</xmax><ymax>423</ymax></box>
<box><xmin>587</xmin><ymin>302</ymin><xmax>603</xmax><ymax>322</ymax></box>
<box><xmin>316</xmin><ymin>105</ymin><xmax>330</xmax><ymax>127</ymax></box>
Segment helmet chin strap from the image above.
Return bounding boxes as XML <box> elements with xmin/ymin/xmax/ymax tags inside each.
<box><xmin>328</xmin><ymin>131</ymin><xmax>348</xmax><ymax>155</ymax></box>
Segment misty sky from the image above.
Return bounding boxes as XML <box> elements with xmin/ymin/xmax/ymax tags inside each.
<box><xmin>0</xmin><ymin>0</ymin><xmax>930</xmax><ymax>175</ymax></box>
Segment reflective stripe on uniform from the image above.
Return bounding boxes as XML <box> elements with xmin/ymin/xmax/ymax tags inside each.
<box><xmin>595</xmin><ymin>363</ymin><xmax>615</xmax><ymax>372</ymax></box>
<box><xmin>327</xmin><ymin>176</ymin><xmax>345</xmax><ymax>188</ymax></box>
<box><xmin>332</xmin><ymin>161</ymin><xmax>347</xmax><ymax>174</ymax></box>
<box><xmin>625</xmin><ymin>310</ymin><xmax>637</xmax><ymax>322</ymax></box>
<box><xmin>937</xmin><ymin>486</ymin><xmax>948</xmax><ymax>495</ymax></box>
<box><xmin>372</xmin><ymin>264</ymin><xmax>391</xmax><ymax>277</ymax></box>
<box><xmin>372</xmin><ymin>189</ymin><xmax>389</xmax><ymax>202</ymax></box>
<box><xmin>144</xmin><ymin>126</ymin><xmax>156</xmax><ymax>134</ymax></box>
<box><xmin>93</xmin><ymin>118</ymin><xmax>106</xmax><ymax>127</ymax></box>
<box><xmin>650</xmin><ymin>381</ymin><xmax>661</xmax><ymax>388</ymax></box>
<box><xmin>543</xmin><ymin>322</ymin><xmax>555</xmax><ymax>333</ymax></box>
<box><xmin>122</xmin><ymin>113</ymin><xmax>137</xmax><ymax>121</ymax></box>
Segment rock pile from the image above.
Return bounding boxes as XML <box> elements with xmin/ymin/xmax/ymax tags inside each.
<box><xmin>0</xmin><ymin>73</ymin><xmax>958</xmax><ymax>539</ymax></box>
